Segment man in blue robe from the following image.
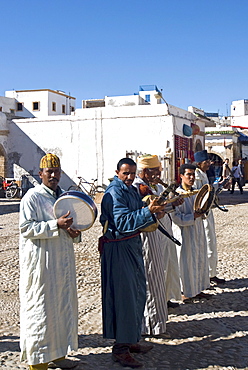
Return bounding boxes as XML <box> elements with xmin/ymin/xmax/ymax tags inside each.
<box><xmin>100</xmin><ymin>157</ymin><xmax>166</xmax><ymax>368</ymax></box>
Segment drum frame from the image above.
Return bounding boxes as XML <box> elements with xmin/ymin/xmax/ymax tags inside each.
<box><xmin>53</xmin><ymin>190</ymin><xmax>97</xmax><ymax>231</ymax></box>
<box><xmin>194</xmin><ymin>184</ymin><xmax>215</xmax><ymax>215</ymax></box>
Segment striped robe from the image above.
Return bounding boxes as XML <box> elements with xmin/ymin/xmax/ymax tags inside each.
<box><xmin>133</xmin><ymin>177</ymin><xmax>170</xmax><ymax>335</ymax></box>
<box><xmin>158</xmin><ymin>214</ymin><xmax>181</xmax><ymax>302</ymax></box>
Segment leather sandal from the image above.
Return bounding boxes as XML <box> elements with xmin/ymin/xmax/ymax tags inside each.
<box><xmin>48</xmin><ymin>358</ymin><xmax>78</xmax><ymax>369</ymax></box>
<box><xmin>112</xmin><ymin>351</ymin><xmax>143</xmax><ymax>368</ymax></box>
<box><xmin>129</xmin><ymin>342</ymin><xmax>153</xmax><ymax>354</ymax></box>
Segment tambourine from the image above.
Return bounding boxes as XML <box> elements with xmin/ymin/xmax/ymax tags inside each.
<box><xmin>194</xmin><ymin>184</ymin><xmax>215</xmax><ymax>215</ymax></box>
<box><xmin>53</xmin><ymin>190</ymin><xmax>98</xmax><ymax>231</ymax></box>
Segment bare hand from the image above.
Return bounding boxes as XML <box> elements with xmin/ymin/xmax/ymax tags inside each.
<box><xmin>67</xmin><ymin>227</ymin><xmax>81</xmax><ymax>239</ymax></box>
<box><xmin>148</xmin><ymin>197</ymin><xmax>166</xmax><ymax>214</ymax></box>
<box><xmin>171</xmin><ymin>196</ymin><xmax>184</xmax><ymax>207</ymax></box>
<box><xmin>194</xmin><ymin>211</ymin><xmax>202</xmax><ymax>219</ymax></box>
<box><xmin>156</xmin><ymin>210</ymin><xmax>166</xmax><ymax>219</ymax></box>
<box><xmin>57</xmin><ymin>211</ymin><xmax>73</xmax><ymax>229</ymax></box>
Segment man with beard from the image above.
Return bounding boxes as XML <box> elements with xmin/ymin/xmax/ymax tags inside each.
<box><xmin>133</xmin><ymin>154</ymin><xmax>182</xmax><ymax>336</ymax></box>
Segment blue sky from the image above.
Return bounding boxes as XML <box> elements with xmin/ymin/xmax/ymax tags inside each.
<box><xmin>1</xmin><ymin>0</ymin><xmax>248</xmax><ymax>115</ymax></box>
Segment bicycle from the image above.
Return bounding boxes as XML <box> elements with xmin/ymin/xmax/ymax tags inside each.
<box><xmin>19</xmin><ymin>173</ymin><xmax>39</xmax><ymax>197</ymax></box>
<box><xmin>68</xmin><ymin>177</ymin><xmax>105</xmax><ymax>199</ymax></box>
<box><xmin>0</xmin><ymin>176</ymin><xmax>20</xmax><ymax>199</ymax></box>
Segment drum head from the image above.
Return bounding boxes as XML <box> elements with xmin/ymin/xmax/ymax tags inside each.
<box><xmin>53</xmin><ymin>191</ymin><xmax>97</xmax><ymax>231</ymax></box>
<box><xmin>194</xmin><ymin>184</ymin><xmax>215</xmax><ymax>214</ymax></box>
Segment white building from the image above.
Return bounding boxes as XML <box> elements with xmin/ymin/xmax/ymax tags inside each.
<box><xmin>5</xmin><ymin>89</ymin><xmax>76</xmax><ymax>118</ymax></box>
<box><xmin>231</xmin><ymin>99</ymin><xmax>248</xmax><ymax>129</ymax></box>
<box><xmin>0</xmin><ymin>85</ymin><xmax>206</xmax><ymax>190</ymax></box>
<box><xmin>0</xmin><ymin>96</ymin><xmax>16</xmax><ymax>115</ymax></box>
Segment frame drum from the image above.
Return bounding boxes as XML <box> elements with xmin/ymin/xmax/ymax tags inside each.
<box><xmin>194</xmin><ymin>184</ymin><xmax>215</xmax><ymax>215</ymax></box>
<box><xmin>53</xmin><ymin>191</ymin><xmax>98</xmax><ymax>231</ymax></box>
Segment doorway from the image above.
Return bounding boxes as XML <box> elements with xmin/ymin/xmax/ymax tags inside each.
<box><xmin>208</xmin><ymin>153</ymin><xmax>223</xmax><ymax>179</ymax></box>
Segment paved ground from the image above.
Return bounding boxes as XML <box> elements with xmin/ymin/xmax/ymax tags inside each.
<box><xmin>0</xmin><ymin>185</ymin><xmax>247</xmax><ymax>369</ymax></box>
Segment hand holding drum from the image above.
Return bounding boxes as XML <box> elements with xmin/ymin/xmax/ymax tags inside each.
<box><xmin>66</xmin><ymin>227</ymin><xmax>81</xmax><ymax>239</ymax></box>
<box><xmin>57</xmin><ymin>210</ymin><xmax>73</xmax><ymax>229</ymax></box>
<box><xmin>56</xmin><ymin>210</ymin><xmax>81</xmax><ymax>238</ymax></box>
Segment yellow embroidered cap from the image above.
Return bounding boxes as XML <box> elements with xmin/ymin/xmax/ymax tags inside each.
<box><xmin>137</xmin><ymin>154</ymin><xmax>161</xmax><ymax>169</ymax></box>
<box><xmin>39</xmin><ymin>153</ymin><xmax>61</xmax><ymax>169</ymax></box>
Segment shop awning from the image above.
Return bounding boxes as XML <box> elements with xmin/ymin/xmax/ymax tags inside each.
<box><xmin>238</xmin><ymin>132</ymin><xmax>248</xmax><ymax>146</ymax></box>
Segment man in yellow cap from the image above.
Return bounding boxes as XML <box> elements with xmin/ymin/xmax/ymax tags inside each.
<box><xmin>133</xmin><ymin>154</ymin><xmax>182</xmax><ymax>336</ymax></box>
<box><xmin>19</xmin><ymin>153</ymin><xmax>81</xmax><ymax>370</ymax></box>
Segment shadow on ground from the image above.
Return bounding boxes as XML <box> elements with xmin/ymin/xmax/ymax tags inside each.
<box><xmin>218</xmin><ymin>186</ymin><xmax>248</xmax><ymax>206</ymax></box>
<box><xmin>0</xmin><ymin>199</ymin><xmax>20</xmax><ymax>215</ymax></box>
<box><xmin>0</xmin><ymin>335</ymin><xmax>20</xmax><ymax>352</ymax></box>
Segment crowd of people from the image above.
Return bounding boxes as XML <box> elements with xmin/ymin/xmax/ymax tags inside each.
<box><xmin>19</xmin><ymin>151</ymin><xmax>244</xmax><ymax>369</ymax></box>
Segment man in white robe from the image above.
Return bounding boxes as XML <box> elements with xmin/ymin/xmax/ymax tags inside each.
<box><xmin>171</xmin><ymin>163</ymin><xmax>210</xmax><ymax>299</ymax></box>
<box><xmin>194</xmin><ymin>150</ymin><xmax>225</xmax><ymax>285</ymax></box>
<box><xmin>19</xmin><ymin>153</ymin><xmax>80</xmax><ymax>370</ymax></box>
<box><xmin>133</xmin><ymin>154</ymin><xmax>182</xmax><ymax>336</ymax></box>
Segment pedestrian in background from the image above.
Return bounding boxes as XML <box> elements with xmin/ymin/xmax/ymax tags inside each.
<box><xmin>231</xmin><ymin>160</ymin><xmax>243</xmax><ymax>194</ymax></box>
<box><xmin>206</xmin><ymin>159</ymin><xmax>216</xmax><ymax>185</ymax></box>
<box><xmin>222</xmin><ymin>158</ymin><xmax>232</xmax><ymax>191</ymax></box>
<box><xmin>238</xmin><ymin>159</ymin><xmax>245</xmax><ymax>187</ymax></box>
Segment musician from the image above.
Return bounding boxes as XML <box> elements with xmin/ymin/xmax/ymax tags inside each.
<box><xmin>171</xmin><ymin>163</ymin><xmax>210</xmax><ymax>300</ymax></box>
<box><xmin>100</xmin><ymin>157</ymin><xmax>166</xmax><ymax>368</ymax></box>
<box><xmin>132</xmin><ymin>154</ymin><xmax>182</xmax><ymax>336</ymax></box>
<box><xmin>19</xmin><ymin>153</ymin><xmax>81</xmax><ymax>370</ymax></box>
<box><xmin>194</xmin><ymin>150</ymin><xmax>225</xmax><ymax>285</ymax></box>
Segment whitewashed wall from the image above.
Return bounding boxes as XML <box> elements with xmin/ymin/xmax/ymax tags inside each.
<box><xmin>231</xmin><ymin>115</ymin><xmax>248</xmax><ymax>128</ymax></box>
<box><xmin>0</xmin><ymin>97</ymin><xmax>16</xmax><ymax>113</ymax></box>
<box><xmin>231</xmin><ymin>100</ymin><xmax>248</xmax><ymax>117</ymax></box>
<box><xmin>47</xmin><ymin>91</ymin><xmax>75</xmax><ymax>116</ymax></box>
<box><xmin>105</xmin><ymin>95</ymin><xmax>145</xmax><ymax>107</ymax></box>
<box><xmin>6</xmin><ymin>103</ymin><xmax>200</xmax><ymax>189</ymax></box>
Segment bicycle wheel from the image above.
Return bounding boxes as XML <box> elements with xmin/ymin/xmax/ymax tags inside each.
<box><xmin>5</xmin><ymin>185</ymin><xmax>18</xmax><ymax>198</ymax></box>
<box><xmin>68</xmin><ymin>185</ymin><xmax>81</xmax><ymax>191</ymax></box>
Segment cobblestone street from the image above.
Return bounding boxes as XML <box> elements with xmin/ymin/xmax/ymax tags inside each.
<box><xmin>0</xmin><ymin>187</ymin><xmax>247</xmax><ymax>369</ymax></box>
